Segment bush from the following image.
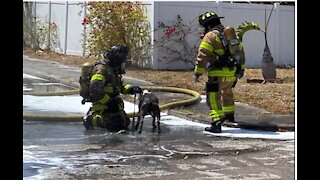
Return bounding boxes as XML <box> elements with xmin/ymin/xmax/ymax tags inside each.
<box><xmin>23</xmin><ymin>2</ymin><xmax>59</xmax><ymax>50</ymax></box>
<box><xmin>154</xmin><ymin>15</ymin><xmax>201</xmax><ymax>67</ymax></box>
<box><xmin>85</xmin><ymin>1</ymin><xmax>151</xmax><ymax>66</ymax></box>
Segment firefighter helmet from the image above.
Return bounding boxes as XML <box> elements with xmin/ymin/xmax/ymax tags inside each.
<box><xmin>104</xmin><ymin>45</ymin><xmax>129</xmax><ymax>74</ymax></box>
<box><xmin>198</xmin><ymin>11</ymin><xmax>224</xmax><ymax>27</ymax></box>
<box><xmin>104</xmin><ymin>45</ymin><xmax>129</xmax><ymax>66</ymax></box>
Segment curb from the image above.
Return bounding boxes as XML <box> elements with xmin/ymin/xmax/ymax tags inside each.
<box><xmin>167</xmin><ymin>109</ymin><xmax>294</xmax><ymax>132</ymax></box>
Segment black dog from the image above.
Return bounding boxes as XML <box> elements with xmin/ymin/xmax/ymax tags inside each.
<box><xmin>135</xmin><ymin>90</ymin><xmax>161</xmax><ymax>133</ymax></box>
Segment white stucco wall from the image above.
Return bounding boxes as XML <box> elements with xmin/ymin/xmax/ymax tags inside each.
<box><xmin>151</xmin><ymin>1</ymin><xmax>295</xmax><ymax>69</ymax></box>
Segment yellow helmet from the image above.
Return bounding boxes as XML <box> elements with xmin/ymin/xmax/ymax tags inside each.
<box><xmin>198</xmin><ymin>11</ymin><xmax>224</xmax><ymax>27</ymax></box>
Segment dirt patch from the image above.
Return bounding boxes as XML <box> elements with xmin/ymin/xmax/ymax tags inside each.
<box><xmin>23</xmin><ymin>48</ymin><xmax>295</xmax><ymax>115</ymax></box>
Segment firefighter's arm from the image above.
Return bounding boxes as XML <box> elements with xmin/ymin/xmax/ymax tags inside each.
<box><xmin>122</xmin><ymin>83</ymin><xmax>142</xmax><ymax>95</ymax></box>
<box><xmin>195</xmin><ymin>32</ymin><xmax>217</xmax><ymax>74</ymax></box>
<box><xmin>195</xmin><ymin>47</ymin><xmax>209</xmax><ymax>75</ymax></box>
<box><xmin>122</xmin><ymin>83</ymin><xmax>132</xmax><ymax>95</ymax></box>
<box><xmin>89</xmin><ymin>65</ymin><xmax>111</xmax><ymax>104</ymax></box>
<box><xmin>194</xmin><ymin>34</ymin><xmax>215</xmax><ymax>82</ymax></box>
<box><xmin>195</xmin><ymin>43</ymin><xmax>212</xmax><ymax>75</ymax></box>
<box><xmin>194</xmin><ymin>47</ymin><xmax>210</xmax><ymax>82</ymax></box>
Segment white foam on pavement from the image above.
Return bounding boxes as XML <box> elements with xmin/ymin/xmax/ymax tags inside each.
<box><xmin>23</xmin><ymin>73</ymin><xmax>48</xmax><ymax>81</ymax></box>
<box><xmin>23</xmin><ymin>146</ymin><xmax>64</xmax><ymax>180</ymax></box>
<box><xmin>23</xmin><ymin>95</ymin><xmax>138</xmax><ymax>114</ymax></box>
<box><xmin>160</xmin><ymin>114</ymin><xmax>293</xmax><ymax>140</ymax></box>
<box><xmin>23</xmin><ymin>95</ymin><xmax>92</xmax><ymax>114</ymax></box>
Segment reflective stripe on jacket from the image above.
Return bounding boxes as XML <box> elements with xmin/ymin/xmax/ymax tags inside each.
<box><xmin>194</xmin><ymin>30</ymin><xmax>246</xmax><ymax>77</ymax></box>
<box><xmin>90</xmin><ymin>63</ymin><xmax>131</xmax><ymax>105</ymax></box>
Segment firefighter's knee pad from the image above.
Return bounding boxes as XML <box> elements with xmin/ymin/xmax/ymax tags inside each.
<box><xmin>206</xmin><ymin>82</ymin><xmax>219</xmax><ymax>92</ymax></box>
<box><xmin>92</xmin><ymin>111</ymin><xmax>103</xmax><ymax>127</ymax></box>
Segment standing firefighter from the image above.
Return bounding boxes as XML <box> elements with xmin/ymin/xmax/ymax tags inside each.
<box><xmin>79</xmin><ymin>45</ymin><xmax>142</xmax><ymax>132</ymax></box>
<box><xmin>194</xmin><ymin>11</ymin><xmax>246</xmax><ymax>133</ymax></box>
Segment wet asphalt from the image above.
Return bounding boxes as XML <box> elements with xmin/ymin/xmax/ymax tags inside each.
<box><xmin>23</xmin><ymin>120</ymin><xmax>294</xmax><ymax>180</ymax></box>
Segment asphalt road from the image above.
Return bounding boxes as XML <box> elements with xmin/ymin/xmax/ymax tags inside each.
<box><xmin>23</xmin><ymin>119</ymin><xmax>294</xmax><ymax>180</ymax></box>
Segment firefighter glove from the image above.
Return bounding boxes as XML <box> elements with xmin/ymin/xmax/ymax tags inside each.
<box><xmin>129</xmin><ymin>86</ymin><xmax>142</xmax><ymax>95</ymax></box>
<box><xmin>81</xmin><ymin>96</ymin><xmax>92</xmax><ymax>105</ymax></box>
<box><xmin>194</xmin><ymin>74</ymin><xmax>200</xmax><ymax>83</ymax></box>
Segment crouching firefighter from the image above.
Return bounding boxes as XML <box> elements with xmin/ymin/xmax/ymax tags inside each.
<box><xmin>194</xmin><ymin>11</ymin><xmax>246</xmax><ymax>133</ymax></box>
<box><xmin>79</xmin><ymin>45</ymin><xmax>142</xmax><ymax>132</ymax></box>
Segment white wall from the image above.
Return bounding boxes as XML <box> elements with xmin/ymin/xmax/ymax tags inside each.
<box><xmin>152</xmin><ymin>1</ymin><xmax>295</xmax><ymax>69</ymax></box>
<box><xmin>140</xmin><ymin>1</ymin><xmax>154</xmax><ymax>69</ymax></box>
<box><xmin>34</xmin><ymin>1</ymin><xmax>85</xmax><ymax>56</ymax></box>
<box><xmin>278</xmin><ymin>5</ymin><xmax>295</xmax><ymax>66</ymax></box>
<box><xmin>50</xmin><ymin>2</ymin><xmax>68</xmax><ymax>54</ymax></box>
<box><xmin>66</xmin><ymin>2</ymin><xmax>85</xmax><ymax>56</ymax></box>
<box><xmin>153</xmin><ymin>1</ymin><xmax>220</xmax><ymax>70</ymax></box>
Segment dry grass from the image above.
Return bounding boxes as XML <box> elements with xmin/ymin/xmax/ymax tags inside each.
<box><xmin>23</xmin><ymin>48</ymin><xmax>295</xmax><ymax>115</ymax></box>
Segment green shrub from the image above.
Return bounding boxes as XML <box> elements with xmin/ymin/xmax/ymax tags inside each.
<box><xmin>85</xmin><ymin>1</ymin><xmax>151</xmax><ymax>66</ymax></box>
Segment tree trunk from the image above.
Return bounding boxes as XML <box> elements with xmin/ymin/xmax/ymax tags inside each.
<box><xmin>23</xmin><ymin>2</ymin><xmax>38</xmax><ymax>49</ymax></box>
<box><xmin>261</xmin><ymin>44</ymin><xmax>276</xmax><ymax>80</ymax></box>
<box><xmin>261</xmin><ymin>5</ymin><xmax>276</xmax><ymax>81</ymax></box>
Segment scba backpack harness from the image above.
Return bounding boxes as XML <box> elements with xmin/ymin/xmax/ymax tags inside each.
<box><xmin>213</xmin><ymin>26</ymin><xmax>242</xmax><ymax>68</ymax></box>
<box><xmin>79</xmin><ymin>60</ymin><xmax>107</xmax><ymax>104</ymax></box>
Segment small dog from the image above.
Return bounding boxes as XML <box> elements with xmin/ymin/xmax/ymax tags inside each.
<box><xmin>135</xmin><ymin>90</ymin><xmax>161</xmax><ymax>133</ymax></box>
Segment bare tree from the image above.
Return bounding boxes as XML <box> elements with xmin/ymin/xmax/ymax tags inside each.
<box><xmin>261</xmin><ymin>4</ymin><xmax>277</xmax><ymax>81</ymax></box>
<box><xmin>23</xmin><ymin>2</ymin><xmax>37</xmax><ymax>48</ymax></box>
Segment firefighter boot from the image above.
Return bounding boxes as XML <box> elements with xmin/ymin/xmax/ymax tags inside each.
<box><xmin>83</xmin><ymin>115</ymin><xmax>93</xmax><ymax>130</ymax></box>
<box><xmin>204</xmin><ymin>121</ymin><xmax>222</xmax><ymax>133</ymax></box>
<box><xmin>225</xmin><ymin>113</ymin><xmax>236</xmax><ymax>123</ymax></box>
